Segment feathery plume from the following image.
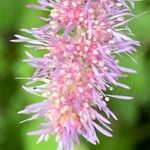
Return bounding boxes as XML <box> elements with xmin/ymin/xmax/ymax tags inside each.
<box><xmin>12</xmin><ymin>0</ymin><xmax>140</xmax><ymax>150</ymax></box>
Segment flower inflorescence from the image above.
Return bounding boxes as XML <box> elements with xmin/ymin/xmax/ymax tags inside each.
<box><xmin>13</xmin><ymin>0</ymin><xmax>140</xmax><ymax>150</ymax></box>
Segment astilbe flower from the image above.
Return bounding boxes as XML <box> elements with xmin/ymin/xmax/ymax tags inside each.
<box><xmin>12</xmin><ymin>0</ymin><xmax>140</xmax><ymax>149</ymax></box>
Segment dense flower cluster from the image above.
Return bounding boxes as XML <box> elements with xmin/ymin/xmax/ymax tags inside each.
<box><xmin>12</xmin><ymin>0</ymin><xmax>140</xmax><ymax>149</ymax></box>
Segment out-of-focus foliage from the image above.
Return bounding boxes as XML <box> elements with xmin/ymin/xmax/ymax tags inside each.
<box><xmin>0</xmin><ymin>0</ymin><xmax>150</xmax><ymax>150</ymax></box>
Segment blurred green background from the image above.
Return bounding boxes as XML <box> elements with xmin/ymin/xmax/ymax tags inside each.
<box><xmin>0</xmin><ymin>0</ymin><xmax>150</xmax><ymax>150</ymax></box>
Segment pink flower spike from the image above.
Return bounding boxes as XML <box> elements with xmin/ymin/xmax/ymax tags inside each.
<box><xmin>12</xmin><ymin>0</ymin><xmax>140</xmax><ymax>150</ymax></box>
